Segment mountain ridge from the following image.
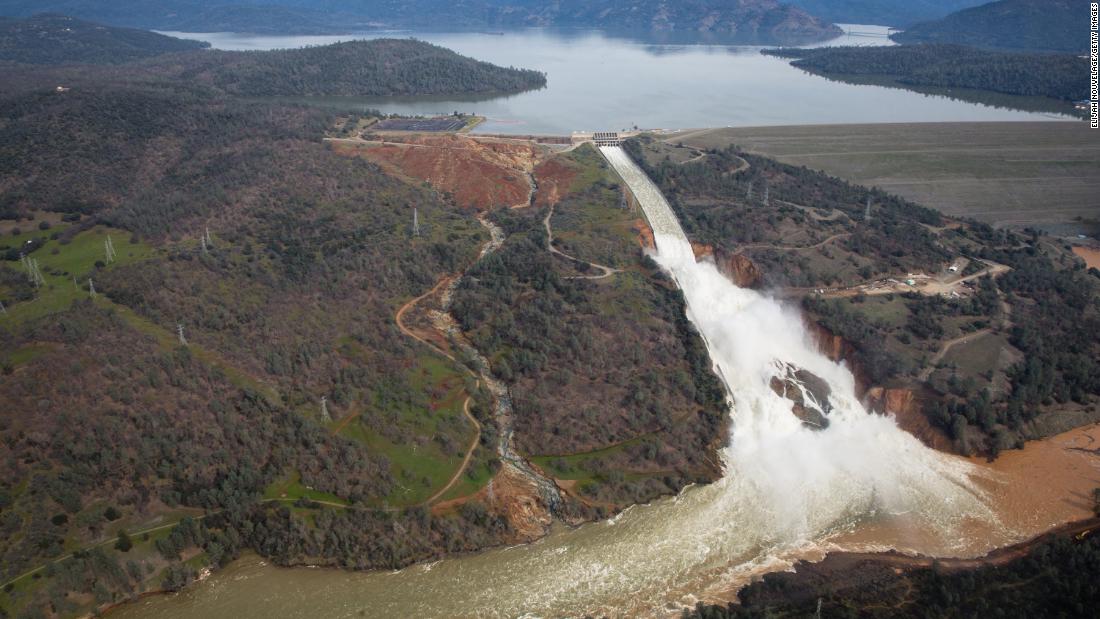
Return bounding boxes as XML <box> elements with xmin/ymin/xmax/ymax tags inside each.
<box><xmin>890</xmin><ymin>0</ymin><xmax>1089</xmax><ymax>52</ymax></box>
<box><xmin>0</xmin><ymin>0</ymin><xmax>842</xmax><ymax>43</ymax></box>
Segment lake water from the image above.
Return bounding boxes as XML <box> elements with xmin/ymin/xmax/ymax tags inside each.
<box><xmin>163</xmin><ymin>26</ymin><xmax>1075</xmax><ymax>134</ymax></box>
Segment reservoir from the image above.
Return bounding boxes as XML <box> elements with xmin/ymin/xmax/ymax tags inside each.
<box><xmin>163</xmin><ymin>26</ymin><xmax>1077</xmax><ymax>134</ymax></box>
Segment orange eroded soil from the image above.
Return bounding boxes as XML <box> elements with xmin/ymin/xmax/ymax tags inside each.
<box><xmin>1073</xmin><ymin>245</ymin><xmax>1100</xmax><ymax>269</ymax></box>
<box><xmin>831</xmin><ymin>422</ymin><xmax>1100</xmax><ymax>558</ymax></box>
<box><xmin>333</xmin><ymin>135</ymin><xmax>544</xmax><ymax>211</ymax></box>
<box><xmin>533</xmin><ymin>156</ymin><xmax>579</xmax><ymax>207</ymax></box>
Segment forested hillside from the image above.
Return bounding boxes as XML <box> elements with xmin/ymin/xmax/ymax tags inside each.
<box><xmin>890</xmin><ymin>0</ymin><xmax>1089</xmax><ymax>52</ymax></box>
<box><xmin>0</xmin><ymin>13</ymin><xmax>207</xmax><ymax>64</ymax></box>
<box><xmin>764</xmin><ymin>44</ymin><xmax>1089</xmax><ymax>102</ymax></box>
<box><xmin>786</xmin><ymin>0</ymin><xmax>986</xmax><ymax>27</ymax></box>
<box><xmin>0</xmin><ymin>51</ymin><xmax>536</xmax><ymax>615</ymax></box>
<box><xmin>451</xmin><ymin>146</ymin><xmax>727</xmax><ymax>507</ymax></box>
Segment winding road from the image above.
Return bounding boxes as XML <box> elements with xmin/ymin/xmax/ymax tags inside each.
<box><xmin>542</xmin><ymin>202</ymin><xmax>621</xmax><ymax>280</ymax></box>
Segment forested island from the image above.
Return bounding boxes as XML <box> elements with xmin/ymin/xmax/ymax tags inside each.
<box><xmin>0</xmin><ymin>15</ymin><xmax>546</xmax><ymax>97</ymax></box>
<box><xmin>764</xmin><ymin>44</ymin><xmax>1088</xmax><ymax>105</ymax></box>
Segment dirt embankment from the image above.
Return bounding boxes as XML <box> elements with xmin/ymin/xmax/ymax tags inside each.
<box><xmin>533</xmin><ymin>156</ymin><xmax>579</xmax><ymax>208</ymax></box>
<box><xmin>1073</xmin><ymin>245</ymin><xmax>1100</xmax><ymax>270</ymax></box>
<box><xmin>332</xmin><ymin>135</ymin><xmax>545</xmax><ymax>211</ymax></box>
<box><xmin>865</xmin><ymin>386</ymin><xmax>954</xmax><ymax>452</ymax></box>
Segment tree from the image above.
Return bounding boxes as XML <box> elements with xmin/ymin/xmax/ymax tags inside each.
<box><xmin>115</xmin><ymin>530</ymin><xmax>133</xmax><ymax>552</ymax></box>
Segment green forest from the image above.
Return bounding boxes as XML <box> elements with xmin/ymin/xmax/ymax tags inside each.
<box><xmin>765</xmin><ymin>44</ymin><xmax>1089</xmax><ymax>102</ymax></box>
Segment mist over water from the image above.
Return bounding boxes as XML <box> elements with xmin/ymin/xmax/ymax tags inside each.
<box><xmin>115</xmin><ymin>149</ymin><xmax>1003</xmax><ymax>619</ymax></box>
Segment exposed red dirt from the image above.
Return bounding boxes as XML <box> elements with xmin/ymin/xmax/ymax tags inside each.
<box><xmin>533</xmin><ymin>156</ymin><xmax>579</xmax><ymax>207</ymax></box>
<box><xmin>1073</xmin><ymin>245</ymin><xmax>1100</xmax><ymax>270</ymax></box>
<box><xmin>715</xmin><ymin>250</ymin><xmax>764</xmax><ymax>288</ymax></box>
<box><xmin>865</xmin><ymin>386</ymin><xmax>954</xmax><ymax>452</ymax></box>
<box><xmin>433</xmin><ymin>464</ymin><xmax>555</xmax><ymax>543</ymax></box>
<box><xmin>634</xmin><ymin>218</ymin><xmax>655</xmax><ymax>251</ymax></box>
<box><xmin>332</xmin><ymin>135</ymin><xmax>544</xmax><ymax>211</ymax></box>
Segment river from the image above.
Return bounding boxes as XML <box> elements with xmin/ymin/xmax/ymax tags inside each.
<box><xmin>110</xmin><ymin>147</ymin><xmax>1099</xmax><ymax>619</ymax></box>
<box><xmin>160</xmin><ymin>26</ymin><xmax>1075</xmax><ymax>134</ymax></box>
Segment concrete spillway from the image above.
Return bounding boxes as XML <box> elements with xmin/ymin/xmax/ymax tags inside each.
<box><xmin>600</xmin><ymin>146</ymin><xmax>689</xmax><ymax>244</ymax></box>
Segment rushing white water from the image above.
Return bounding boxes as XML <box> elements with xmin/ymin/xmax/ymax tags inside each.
<box><xmin>598</xmin><ymin>144</ymin><xmax>1000</xmax><ymax>583</ymax></box>
<box><xmin>114</xmin><ymin>148</ymin><xmax>1005</xmax><ymax>619</ymax></box>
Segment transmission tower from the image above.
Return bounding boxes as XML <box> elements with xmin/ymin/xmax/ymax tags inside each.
<box><xmin>177</xmin><ymin>323</ymin><xmax>187</xmax><ymax>346</ymax></box>
<box><xmin>88</xmin><ymin>278</ymin><xmax>96</xmax><ymax>298</ymax></box>
<box><xmin>762</xmin><ymin>182</ymin><xmax>770</xmax><ymax>207</ymax></box>
<box><xmin>745</xmin><ymin>180</ymin><xmax>753</xmax><ymax>200</ymax></box>
<box><xmin>26</xmin><ymin>258</ymin><xmax>45</xmax><ymax>288</ymax></box>
<box><xmin>864</xmin><ymin>196</ymin><xmax>872</xmax><ymax>222</ymax></box>
<box><xmin>200</xmin><ymin>233</ymin><xmax>208</xmax><ymax>256</ymax></box>
<box><xmin>105</xmin><ymin>235</ymin><xmax>117</xmax><ymax>263</ymax></box>
<box><xmin>412</xmin><ymin>207</ymin><xmax>421</xmax><ymax>238</ymax></box>
<box><xmin>204</xmin><ymin>226</ymin><xmax>213</xmax><ymax>247</ymax></box>
<box><xmin>0</xmin><ymin>300</ymin><xmax>6</xmax><ymax>316</ymax></box>
<box><xmin>320</xmin><ymin>396</ymin><xmax>331</xmax><ymax>423</ymax></box>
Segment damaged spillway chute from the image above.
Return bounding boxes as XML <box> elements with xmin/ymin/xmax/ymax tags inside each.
<box><xmin>600</xmin><ymin>142</ymin><xmax>997</xmax><ymax>542</ymax></box>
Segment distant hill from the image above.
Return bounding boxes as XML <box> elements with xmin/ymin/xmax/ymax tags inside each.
<box><xmin>890</xmin><ymin>0</ymin><xmax>1089</xmax><ymax>52</ymax></box>
<box><xmin>492</xmin><ymin>0</ymin><xmax>843</xmax><ymax>43</ymax></box>
<box><xmin>0</xmin><ymin>0</ymin><xmax>843</xmax><ymax>43</ymax></box>
<box><xmin>785</xmin><ymin>0</ymin><xmax>987</xmax><ymax>28</ymax></box>
<box><xmin>765</xmin><ymin>43</ymin><xmax>1088</xmax><ymax>101</ymax></box>
<box><xmin>0</xmin><ymin>13</ymin><xmax>207</xmax><ymax>64</ymax></box>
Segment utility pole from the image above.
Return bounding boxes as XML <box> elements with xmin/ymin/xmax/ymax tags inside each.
<box><xmin>412</xmin><ymin>208</ymin><xmax>421</xmax><ymax>238</ymax></box>
<box><xmin>320</xmin><ymin>396</ymin><xmax>331</xmax><ymax>423</ymax></box>
<box><xmin>763</xmin><ymin>182</ymin><xmax>770</xmax><ymax>207</ymax></box>
<box><xmin>745</xmin><ymin>180</ymin><xmax>753</xmax><ymax>201</ymax></box>
<box><xmin>864</xmin><ymin>196</ymin><xmax>872</xmax><ymax>222</ymax></box>
<box><xmin>200</xmin><ymin>233</ymin><xmax>208</xmax><ymax>256</ymax></box>
<box><xmin>177</xmin><ymin>323</ymin><xmax>187</xmax><ymax>346</ymax></box>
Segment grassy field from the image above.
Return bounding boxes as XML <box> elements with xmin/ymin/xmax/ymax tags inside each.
<box><xmin>669</xmin><ymin>122</ymin><xmax>1100</xmax><ymax>234</ymax></box>
<box><xmin>0</xmin><ymin>222</ymin><xmax>155</xmax><ymax>325</ymax></box>
<box><xmin>334</xmin><ymin>353</ymin><xmax>478</xmax><ymax>508</ymax></box>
